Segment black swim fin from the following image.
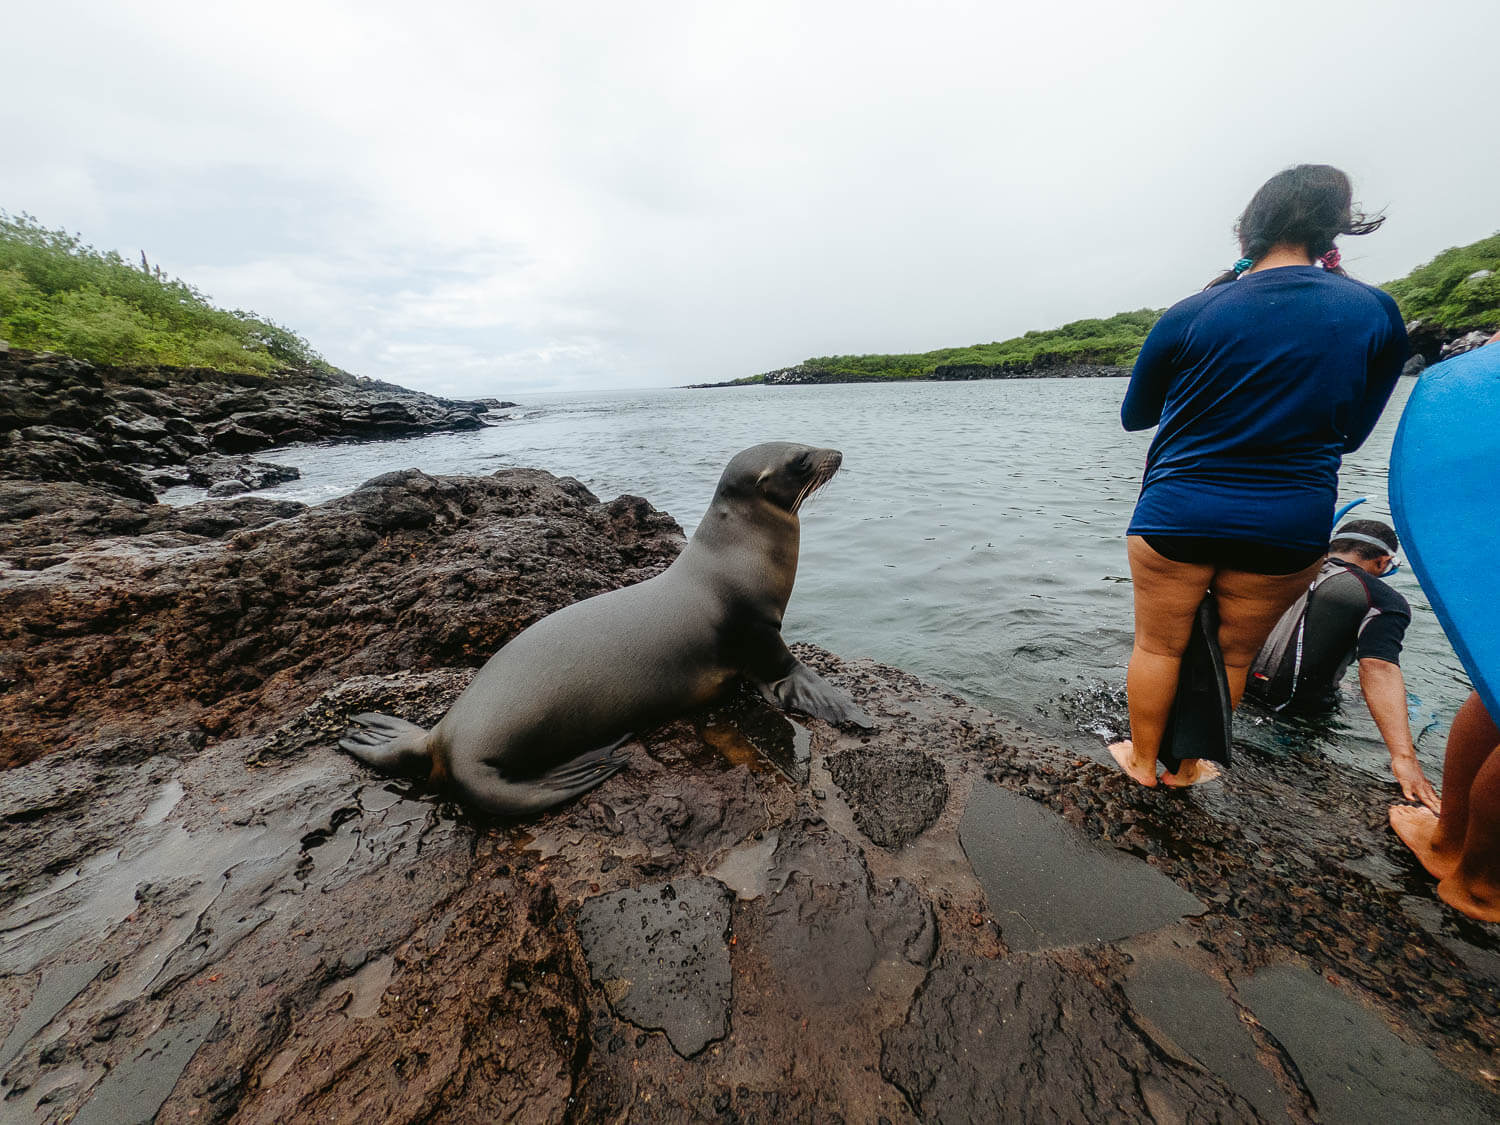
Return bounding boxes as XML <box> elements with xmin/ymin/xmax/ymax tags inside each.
<box><xmin>1158</xmin><ymin>594</ymin><xmax>1233</xmax><ymax>774</ymax></box>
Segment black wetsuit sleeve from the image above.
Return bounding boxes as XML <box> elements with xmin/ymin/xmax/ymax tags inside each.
<box><xmin>1121</xmin><ymin>309</ymin><xmax>1183</xmax><ymax>432</ymax></box>
<box><xmin>1343</xmin><ymin>292</ymin><xmax>1409</xmax><ymax>454</ymax></box>
<box><xmin>1355</xmin><ymin>582</ymin><xmax>1411</xmax><ymax>665</ymax></box>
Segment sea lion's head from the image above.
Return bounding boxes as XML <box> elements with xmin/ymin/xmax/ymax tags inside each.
<box><xmin>715</xmin><ymin>442</ymin><xmax>843</xmax><ymax>516</ymax></box>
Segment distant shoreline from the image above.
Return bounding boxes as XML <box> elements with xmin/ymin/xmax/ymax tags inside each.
<box><xmin>684</xmin><ymin>362</ymin><xmax>1130</xmax><ymax>389</ymax></box>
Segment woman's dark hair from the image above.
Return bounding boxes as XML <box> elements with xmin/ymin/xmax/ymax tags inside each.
<box><xmin>1206</xmin><ymin>164</ymin><xmax>1385</xmax><ymax>288</ymax></box>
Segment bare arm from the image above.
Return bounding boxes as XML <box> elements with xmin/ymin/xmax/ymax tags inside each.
<box><xmin>1359</xmin><ymin>658</ymin><xmax>1440</xmax><ymax>813</ymax></box>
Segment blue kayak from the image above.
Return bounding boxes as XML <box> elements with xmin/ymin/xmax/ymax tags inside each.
<box><xmin>1389</xmin><ymin>344</ymin><xmax>1500</xmax><ymax>720</ymax></box>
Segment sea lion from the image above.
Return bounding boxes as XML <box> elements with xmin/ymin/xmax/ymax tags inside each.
<box><xmin>340</xmin><ymin>442</ymin><xmax>871</xmax><ymax>817</ymax></box>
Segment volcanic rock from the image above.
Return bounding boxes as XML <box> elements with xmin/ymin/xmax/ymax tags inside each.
<box><xmin>0</xmin><ymin>347</ymin><xmax>493</xmax><ymax>501</ymax></box>
<box><xmin>3</xmin><ymin>464</ymin><xmax>1499</xmax><ymax>1124</ymax></box>
<box><xmin>0</xmin><ymin>467</ymin><xmax>684</xmax><ymax>767</ymax></box>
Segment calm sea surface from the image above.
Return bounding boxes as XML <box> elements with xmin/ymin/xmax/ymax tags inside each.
<box><xmin>193</xmin><ymin>377</ymin><xmax>1469</xmax><ymax>787</ymax></box>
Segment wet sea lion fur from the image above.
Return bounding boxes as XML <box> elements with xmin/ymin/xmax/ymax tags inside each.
<box><xmin>339</xmin><ymin>442</ymin><xmax>871</xmax><ymax>817</ymax></box>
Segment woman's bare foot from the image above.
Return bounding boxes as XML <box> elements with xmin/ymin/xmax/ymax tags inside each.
<box><xmin>1388</xmin><ymin>804</ymin><xmax>1460</xmax><ymax>880</ymax></box>
<box><xmin>1160</xmin><ymin>759</ymin><xmax>1221</xmax><ymax>787</ymax></box>
<box><xmin>1108</xmin><ymin>740</ymin><xmax>1159</xmax><ymax>787</ymax></box>
<box><xmin>1436</xmin><ymin>874</ymin><xmax>1500</xmax><ymax>923</ymax></box>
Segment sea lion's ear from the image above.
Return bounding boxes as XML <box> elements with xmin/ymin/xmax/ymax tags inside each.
<box><xmin>755</xmin><ymin>467</ymin><xmax>776</xmax><ymax>487</ymax></box>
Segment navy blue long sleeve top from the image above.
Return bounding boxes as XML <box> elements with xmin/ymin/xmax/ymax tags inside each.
<box><xmin>1122</xmin><ymin>266</ymin><xmax>1407</xmax><ymax>551</ymax></box>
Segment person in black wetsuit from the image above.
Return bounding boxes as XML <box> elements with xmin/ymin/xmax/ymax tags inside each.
<box><xmin>1247</xmin><ymin>518</ymin><xmax>1439</xmax><ymax>811</ymax></box>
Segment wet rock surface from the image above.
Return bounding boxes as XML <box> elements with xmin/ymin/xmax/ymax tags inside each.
<box><xmin>1123</xmin><ymin>951</ymin><xmax>1290</xmax><ymax>1125</ymax></box>
<box><xmin>881</xmin><ymin>951</ymin><xmax>1260</xmax><ymax>1122</ymax></box>
<box><xmin>2</xmin><ymin>466</ymin><xmax>1499</xmax><ymax>1122</ymax></box>
<box><xmin>184</xmin><ymin>453</ymin><xmax>301</xmax><ymax>492</ymax></box>
<box><xmin>1238</xmin><ymin>964</ymin><xmax>1500</xmax><ymax>1123</ymax></box>
<box><xmin>959</xmin><ymin>779</ymin><xmax>1205</xmax><ymax>951</ymax></box>
<box><xmin>0</xmin><ymin>347</ymin><xmax>496</xmax><ymax>503</ymax></box>
<box><xmin>576</xmin><ymin>878</ymin><xmax>733</xmax><ymax>1057</ymax></box>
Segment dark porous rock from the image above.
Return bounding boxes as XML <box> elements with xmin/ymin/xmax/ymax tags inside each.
<box><xmin>1439</xmin><ymin>329</ymin><xmax>1496</xmax><ymax>360</ymax></box>
<box><xmin>1</xmin><ymin>429</ymin><xmax>158</xmax><ymax>502</ymax></box>
<box><xmin>931</xmin><ymin>360</ymin><xmax>1129</xmax><ymax>380</ymax></box>
<box><xmin>1401</xmin><ymin>353</ymin><xmax>1429</xmax><ymax>377</ymax></box>
<box><xmin>826</xmin><ymin>738</ymin><xmax>948</xmax><ymax>848</ymax></box>
<box><xmin>881</xmin><ymin>952</ymin><xmax>1260</xmax><ymax>1123</ymax></box>
<box><xmin>1405</xmin><ymin>319</ymin><xmax>1500</xmax><ymax>364</ymax></box>
<box><xmin>0</xmin><ymin>467</ymin><xmax>685</xmax><ymax>767</ymax></box>
<box><xmin>0</xmin><ymin>480</ymin><xmax>158</xmax><ymax>556</ymax></box>
<box><xmin>0</xmin><ymin>347</ymin><xmax>494</xmax><ymax>502</ymax></box>
<box><xmin>187</xmin><ymin>452</ymin><xmax>301</xmax><ymax>491</ymax></box>
<box><xmin>207</xmin><ymin>421</ymin><xmax>274</xmax><ymax>453</ymax></box>
<box><xmin>576</xmin><ymin>878</ymin><xmax>734</xmax><ymax>1057</ymax></box>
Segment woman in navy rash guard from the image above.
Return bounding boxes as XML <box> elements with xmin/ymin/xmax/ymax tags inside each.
<box><xmin>1109</xmin><ymin>165</ymin><xmax>1408</xmax><ymax>788</ymax></box>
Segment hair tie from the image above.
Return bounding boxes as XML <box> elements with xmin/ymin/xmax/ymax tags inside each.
<box><xmin>1319</xmin><ymin>247</ymin><xmax>1341</xmax><ymax>270</ymax></box>
<box><xmin>1233</xmin><ymin>257</ymin><xmax>1254</xmax><ymax>276</ymax></box>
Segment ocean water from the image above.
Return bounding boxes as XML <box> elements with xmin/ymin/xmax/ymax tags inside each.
<box><xmin>193</xmin><ymin>377</ymin><xmax>1470</xmax><ymax>786</ymax></box>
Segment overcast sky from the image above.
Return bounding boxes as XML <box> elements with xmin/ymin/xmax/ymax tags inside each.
<box><xmin>4</xmin><ymin>0</ymin><xmax>1497</xmax><ymax>396</ymax></box>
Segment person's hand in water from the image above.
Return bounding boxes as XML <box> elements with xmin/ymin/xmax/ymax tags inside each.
<box><xmin>1390</xmin><ymin>752</ymin><xmax>1441</xmax><ymax>814</ymax></box>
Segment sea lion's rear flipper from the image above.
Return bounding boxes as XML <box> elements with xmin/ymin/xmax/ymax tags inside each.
<box><xmin>463</xmin><ymin>736</ymin><xmax>633</xmax><ymax>819</ymax></box>
<box><xmin>767</xmin><ymin>662</ymin><xmax>876</xmax><ymax>729</ymax></box>
<box><xmin>339</xmin><ymin>712</ymin><xmax>433</xmax><ymax>777</ymax></box>
<box><xmin>1158</xmin><ymin>596</ymin><xmax>1233</xmax><ymax>774</ymax></box>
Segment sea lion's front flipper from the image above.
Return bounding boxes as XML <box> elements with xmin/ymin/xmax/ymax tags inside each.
<box><xmin>767</xmin><ymin>662</ymin><xmax>875</xmax><ymax>729</ymax></box>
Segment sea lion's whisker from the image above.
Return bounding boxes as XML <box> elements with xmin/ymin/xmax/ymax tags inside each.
<box><xmin>793</xmin><ymin>462</ymin><xmax>840</xmax><ymax>513</ymax></box>
<box><xmin>792</xmin><ymin>479</ymin><xmax>815</xmax><ymax>513</ymax></box>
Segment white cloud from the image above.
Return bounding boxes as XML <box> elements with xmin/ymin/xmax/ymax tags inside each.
<box><xmin>4</xmin><ymin>0</ymin><xmax>1498</xmax><ymax>394</ymax></box>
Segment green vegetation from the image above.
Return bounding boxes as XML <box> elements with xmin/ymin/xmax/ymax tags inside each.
<box><xmin>1382</xmin><ymin>232</ymin><xmax>1500</xmax><ymax>335</ymax></box>
<box><xmin>735</xmin><ymin>231</ymin><xmax>1500</xmax><ymax>384</ymax></box>
<box><xmin>0</xmin><ymin>211</ymin><xmax>327</xmax><ymax>374</ymax></box>
<box><xmin>733</xmin><ymin>309</ymin><xmax>1162</xmax><ymax>384</ymax></box>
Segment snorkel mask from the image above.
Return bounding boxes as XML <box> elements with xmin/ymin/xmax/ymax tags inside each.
<box><xmin>1331</xmin><ymin>498</ymin><xmax>1400</xmax><ymax>578</ymax></box>
<box><xmin>1334</xmin><ymin>532</ymin><xmax>1402</xmax><ymax>578</ymax></box>
<box><xmin>1332</xmin><ymin>501</ymin><xmax>1398</xmax><ymax>582</ymax></box>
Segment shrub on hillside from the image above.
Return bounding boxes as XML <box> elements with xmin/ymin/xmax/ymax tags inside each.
<box><xmin>0</xmin><ymin>211</ymin><xmax>324</xmax><ymax>373</ymax></box>
<box><xmin>1383</xmin><ymin>233</ymin><xmax>1500</xmax><ymax>334</ymax></box>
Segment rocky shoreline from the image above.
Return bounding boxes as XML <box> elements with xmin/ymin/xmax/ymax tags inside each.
<box><xmin>2</xmin><ymin>358</ymin><xmax>1500</xmax><ymax>1122</ymax></box>
<box><xmin>0</xmin><ymin>347</ymin><xmax>509</xmax><ymax>502</ymax></box>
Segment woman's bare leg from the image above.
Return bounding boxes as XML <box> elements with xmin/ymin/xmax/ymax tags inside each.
<box><xmin>1392</xmin><ymin>692</ymin><xmax>1498</xmax><ymax>895</ymax></box>
<box><xmin>1110</xmin><ymin>537</ymin><xmax>1214</xmax><ymax>787</ymax></box>
<box><xmin>1151</xmin><ymin>559</ymin><xmax>1320</xmax><ymax>787</ymax></box>
<box><xmin>1211</xmin><ymin>561</ymin><xmax>1323</xmax><ymax>708</ymax></box>
<box><xmin>1437</xmin><ymin>724</ymin><xmax>1500</xmax><ymax>921</ymax></box>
